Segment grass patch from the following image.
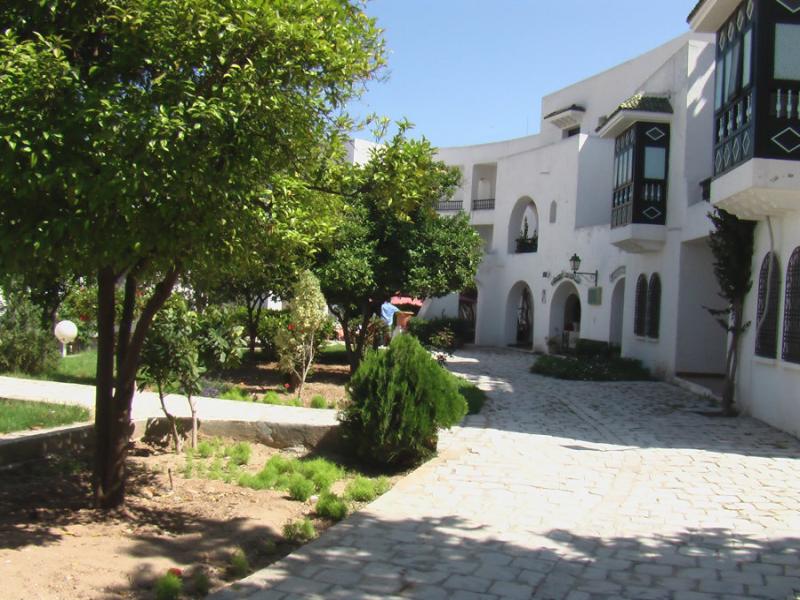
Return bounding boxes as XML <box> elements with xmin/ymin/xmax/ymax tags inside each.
<box><xmin>154</xmin><ymin>572</ymin><xmax>182</xmax><ymax>600</ymax></box>
<box><xmin>0</xmin><ymin>398</ymin><xmax>91</xmax><ymax>433</ymax></box>
<box><xmin>237</xmin><ymin>455</ymin><xmax>345</xmax><ymax>496</ymax></box>
<box><xmin>317</xmin><ymin>343</ymin><xmax>349</xmax><ymax>365</ymax></box>
<box><xmin>5</xmin><ymin>350</ymin><xmax>98</xmax><ymax>386</ymax></box>
<box><xmin>283</xmin><ymin>518</ymin><xmax>317</xmax><ymax>543</ymax></box>
<box><xmin>344</xmin><ymin>475</ymin><xmax>391</xmax><ymax>502</ymax></box>
<box><xmin>452</xmin><ymin>377</ymin><xmax>486</xmax><ymax>415</ymax></box>
<box><xmin>309</xmin><ymin>395</ymin><xmax>327</xmax><ymax>409</ymax></box>
<box><xmin>218</xmin><ymin>386</ymin><xmax>253</xmax><ymax>402</ymax></box>
<box><xmin>227</xmin><ymin>548</ymin><xmax>251</xmax><ymax>579</ymax></box>
<box><xmin>315</xmin><ymin>492</ymin><xmax>348</xmax><ymax>521</ymax></box>
<box><xmin>530</xmin><ymin>355</ymin><xmax>652</xmax><ymax>381</ymax></box>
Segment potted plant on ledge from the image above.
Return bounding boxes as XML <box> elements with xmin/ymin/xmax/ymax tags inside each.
<box><xmin>515</xmin><ymin>217</ymin><xmax>538</xmax><ymax>253</ymax></box>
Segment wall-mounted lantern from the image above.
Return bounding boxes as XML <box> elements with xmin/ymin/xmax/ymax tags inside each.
<box><xmin>569</xmin><ymin>254</ymin><xmax>598</xmax><ymax>286</ymax></box>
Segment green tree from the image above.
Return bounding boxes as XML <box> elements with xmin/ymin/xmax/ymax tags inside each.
<box><xmin>275</xmin><ymin>271</ymin><xmax>329</xmax><ymax>396</ymax></box>
<box><xmin>0</xmin><ymin>0</ymin><xmax>383</xmax><ymax>507</ymax></box>
<box><xmin>138</xmin><ymin>299</ymin><xmax>201</xmax><ymax>452</ymax></box>
<box><xmin>707</xmin><ymin>208</ymin><xmax>756</xmax><ymax>416</ymax></box>
<box><xmin>316</xmin><ymin>128</ymin><xmax>483</xmax><ymax>372</ymax></box>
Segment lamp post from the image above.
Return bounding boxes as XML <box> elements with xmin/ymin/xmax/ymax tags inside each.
<box><xmin>569</xmin><ymin>254</ymin><xmax>598</xmax><ymax>286</ymax></box>
<box><xmin>54</xmin><ymin>320</ymin><xmax>78</xmax><ymax>357</ymax></box>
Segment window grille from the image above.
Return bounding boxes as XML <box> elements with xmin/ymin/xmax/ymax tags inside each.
<box><xmin>755</xmin><ymin>252</ymin><xmax>780</xmax><ymax>358</ymax></box>
<box><xmin>634</xmin><ymin>274</ymin><xmax>648</xmax><ymax>336</ymax></box>
<box><xmin>646</xmin><ymin>274</ymin><xmax>661</xmax><ymax>339</ymax></box>
<box><xmin>782</xmin><ymin>247</ymin><xmax>800</xmax><ymax>364</ymax></box>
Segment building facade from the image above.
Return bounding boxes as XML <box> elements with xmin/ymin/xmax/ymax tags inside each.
<box><xmin>415</xmin><ymin>5</ymin><xmax>800</xmax><ymax>438</ymax></box>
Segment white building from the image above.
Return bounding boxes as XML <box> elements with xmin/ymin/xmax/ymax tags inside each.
<box><xmin>416</xmin><ymin>1</ymin><xmax>800</xmax><ymax>438</ymax></box>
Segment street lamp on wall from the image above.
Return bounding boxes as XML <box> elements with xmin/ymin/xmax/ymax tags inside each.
<box><xmin>569</xmin><ymin>254</ymin><xmax>598</xmax><ymax>286</ymax></box>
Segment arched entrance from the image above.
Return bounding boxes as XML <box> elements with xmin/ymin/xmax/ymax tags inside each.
<box><xmin>505</xmin><ymin>281</ymin><xmax>534</xmax><ymax>347</ymax></box>
<box><xmin>549</xmin><ymin>281</ymin><xmax>582</xmax><ymax>352</ymax></box>
<box><xmin>458</xmin><ymin>287</ymin><xmax>477</xmax><ymax>343</ymax></box>
<box><xmin>609</xmin><ymin>278</ymin><xmax>625</xmax><ymax>348</ymax></box>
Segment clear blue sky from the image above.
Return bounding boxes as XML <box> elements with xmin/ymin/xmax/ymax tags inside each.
<box><xmin>349</xmin><ymin>1</ymin><xmax>698</xmax><ymax>147</ymax></box>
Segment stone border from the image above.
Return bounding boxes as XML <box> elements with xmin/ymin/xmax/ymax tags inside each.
<box><xmin>1</xmin><ymin>418</ymin><xmax>341</xmax><ymax>468</ymax></box>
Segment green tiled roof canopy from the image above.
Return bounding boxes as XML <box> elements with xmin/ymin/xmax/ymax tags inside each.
<box><xmin>617</xmin><ymin>94</ymin><xmax>673</xmax><ymax>114</ymax></box>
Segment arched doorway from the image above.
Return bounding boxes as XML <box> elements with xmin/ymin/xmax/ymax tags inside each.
<box><xmin>549</xmin><ymin>281</ymin><xmax>581</xmax><ymax>352</ymax></box>
<box><xmin>458</xmin><ymin>287</ymin><xmax>477</xmax><ymax>343</ymax></box>
<box><xmin>609</xmin><ymin>278</ymin><xmax>625</xmax><ymax>348</ymax></box>
<box><xmin>505</xmin><ymin>281</ymin><xmax>534</xmax><ymax>347</ymax></box>
<box><xmin>507</xmin><ymin>197</ymin><xmax>539</xmax><ymax>254</ymax></box>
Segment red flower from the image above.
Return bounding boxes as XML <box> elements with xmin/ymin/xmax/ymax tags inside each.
<box><xmin>283</xmin><ymin>383</ymin><xmax>290</xmax><ymax>389</ymax></box>
<box><xmin>79</xmin><ymin>314</ymin><xmax>89</xmax><ymax>322</ymax></box>
<box><xmin>167</xmin><ymin>568</ymin><xmax>182</xmax><ymax>578</ymax></box>
<box><xmin>287</xmin><ymin>323</ymin><xmax>295</xmax><ymax>331</ymax></box>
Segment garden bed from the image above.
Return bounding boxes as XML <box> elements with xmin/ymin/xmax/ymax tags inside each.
<box><xmin>0</xmin><ymin>437</ymin><xmax>397</xmax><ymax>599</ymax></box>
<box><xmin>530</xmin><ymin>354</ymin><xmax>652</xmax><ymax>381</ymax></box>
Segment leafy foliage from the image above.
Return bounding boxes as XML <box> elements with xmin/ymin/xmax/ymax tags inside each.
<box><xmin>0</xmin><ymin>284</ymin><xmax>58</xmax><ymax>375</ymax></box>
<box><xmin>316</xmin><ymin>126</ymin><xmax>483</xmax><ymax>372</ymax></box>
<box><xmin>341</xmin><ymin>334</ymin><xmax>467</xmax><ymax>467</ymax></box>
<box><xmin>344</xmin><ymin>475</ymin><xmax>391</xmax><ymax>502</ymax></box>
<box><xmin>195</xmin><ymin>305</ymin><xmax>247</xmax><ymax>373</ymax></box>
<box><xmin>706</xmin><ymin>208</ymin><xmax>756</xmax><ymax>414</ymax></box>
<box><xmin>0</xmin><ymin>0</ymin><xmax>384</xmax><ymax>507</ymax></box>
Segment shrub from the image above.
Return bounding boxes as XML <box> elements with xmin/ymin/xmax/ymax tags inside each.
<box><xmin>237</xmin><ymin>455</ymin><xmax>344</xmax><ymax>495</ymax></box>
<box><xmin>282</xmin><ymin>518</ymin><xmax>317</xmax><ymax>543</ymax></box>
<box><xmin>219</xmin><ymin>386</ymin><xmax>252</xmax><ymax>402</ymax></box>
<box><xmin>341</xmin><ymin>335</ymin><xmax>467</xmax><ymax>467</ymax></box>
<box><xmin>407</xmin><ymin>317</ymin><xmax>473</xmax><ymax>350</ymax></box>
<box><xmin>261</xmin><ymin>390</ymin><xmax>283</xmax><ymax>405</ymax></box>
<box><xmin>227</xmin><ymin>548</ymin><xmax>250</xmax><ymax>579</ymax></box>
<box><xmin>315</xmin><ymin>492</ymin><xmax>348</xmax><ymax>521</ymax></box>
<box><xmin>0</xmin><ymin>288</ymin><xmax>58</xmax><ymax>375</ymax></box>
<box><xmin>530</xmin><ymin>355</ymin><xmax>651</xmax><ymax>381</ymax></box>
<box><xmin>344</xmin><ymin>476</ymin><xmax>391</xmax><ymax>502</ymax></box>
<box><xmin>286</xmin><ymin>473</ymin><xmax>315</xmax><ymax>501</ymax></box>
<box><xmin>574</xmin><ymin>339</ymin><xmax>614</xmax><ymax>359</ymax></box>
<box><xmin>154</xmin><ymin>572</ymin><xmax>182</xmax><ymax>600</ymax></box>
<box><xmin>195</xmin><ymin>305</ymin><xmax>247</xmax><ymax>373</ymax></box>
<box><xmin>257</xmin><ymin>309</ymin><xmax>291</xmax><ymax>360</ymax></box>
<box><xmin>310</xmin><ymin>395</ymin><xmax>327</xmax><ymax>409</ymax></box>
<box><xmin>189</xmin><ymin>569</ymin><xmax>211</xmax><ymax>597</ymax></box>
<box><xmin>226</xmin><ymin>442</ymin><xmax>252</xmax><ymax>466</ymax></box>
<box><xmin>449</xmin><ymin>376</ymin><xmax>486</xmax><ymax>415</ymax></box>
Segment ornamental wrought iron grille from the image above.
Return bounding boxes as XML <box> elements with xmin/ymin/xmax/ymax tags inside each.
<box><xmin>634</xmin><ymin>274</ymin><xmax>648</xmax><ymax>337</ymax></box>
<box><xmin>782</xmin><ymin>247</ymin><xmax>800</xmax><ymax>363</ymax></box>
<box><xmin>755</xmin><ymin>252</ymin><xmax>781</xmax><ymax>358</ymax></box>
<box><xmin>646</xmin><ymin>274</ymin><xmax>662</xmax><ymax>339</ymax></box>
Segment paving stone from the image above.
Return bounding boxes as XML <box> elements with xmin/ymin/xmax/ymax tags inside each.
<box><xmin>202</xmin><ymin>349</ymin><xmax>800</xmax><ymax>600</ymax></box>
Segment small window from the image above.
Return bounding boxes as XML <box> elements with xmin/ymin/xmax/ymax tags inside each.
<box><xmin>782</xmin><ymin>247</ymin><xmax>800</xmax><ymax>363</ymax></box>
<box><xmin>755</xmin><ymin>253</ymin><xmax>781</xmax><ymax>358</ymax></box>
<box><xmin>742</xmin><ymin>29</ymin><xmax>752</xmax><ymax>87</ymax></box>
<box><xmin>634</xmin><ymin>275</ymin><xmax>648</xmax><ymax>337</ymax></box>
<box><xmin>646</xmin><ymin>274</ymin><xmax>661</xmax><ymax>339</ymax></box>
<box><xmin>774</xmin><ymin>24</ymin><xmax>800</xmax><ymax>81</ymax></box>
<box><xmin>564</xmin><ymin>126</ymin><xmax>580</xmax><ymax>138</ymax></box>
<box><xmin>644</xmin><ymin>147</ymin><xmax>667</xmax><ymax>180</ymax></box>
<box><xmin>549</xmin><ymin>201</ymin><xmax>557</xmax><ymax>224</ymax></box>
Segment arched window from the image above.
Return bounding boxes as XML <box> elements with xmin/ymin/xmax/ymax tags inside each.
<box><xmin>549</xmin><ymin>201</ymin><xmax>557</xmax><ymax>224</ymax></box>
<box><xmin>755</xmin><ymin>252</ymin><xmax>780</xmax><ymax>358</ymax></box>
<box><xmin>646</xmin><ymin>274</ymin><xmax>661</xmax><ymax>339</ymax></box>
<box><xmin>782</xmin><ymin>247</ymin><xmax>800</xmax><ymax>364</ymax></box>
<box><xmin>634</xmin><ymin>274</ymin><xmax>647</xmax><ymax>337</ymax></box>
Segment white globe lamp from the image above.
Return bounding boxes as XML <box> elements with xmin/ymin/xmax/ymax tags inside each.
<box><xmin>54</xmin><ymin>320</ymin><xmax>78</xmax><ymax>357</ymax></box>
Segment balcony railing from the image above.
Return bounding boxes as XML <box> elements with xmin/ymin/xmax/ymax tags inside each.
<box><xmin>436</xmin><ymin>200</ymin><xmax>463</xmax><ymax>211</ymax></box>
<box><xmin>714</xmin><ymin>90</ymin><xmax>754</xmax><ymax>176</ymax></box>
<box><xmin>611</xmin><ymin>183</ymin><xmax>634</xmax><ymax>228</ymax></box>
<box><xmin>472</xmin><ymin>198</ymin><xmax>495</xmax><ymax>210</ymax></box>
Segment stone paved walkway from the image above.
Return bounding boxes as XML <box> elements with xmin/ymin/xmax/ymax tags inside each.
<box><xmin>211</xmin><ymin>348</ymin><xmax>800</xmax><ymax>600</ymax></box>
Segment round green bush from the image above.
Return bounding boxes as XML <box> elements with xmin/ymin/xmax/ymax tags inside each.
<box><xmin>340</xmin><ymin>334</ymin><xmax>467</xmax><ymax>467</ymax></box>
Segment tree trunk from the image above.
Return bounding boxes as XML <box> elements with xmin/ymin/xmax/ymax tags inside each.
<box><xmin>188</xmin><ymin>395</ymin><xmax>198</xmax><ymax>450</ymax></box>
<box><xmin>157</xmin><ymin>384</ymin><xmax>182</xmax><ymax>453</ymax></box>
<box><xmin>721</xmin><ymin>300</ymin><xmax>743</xmax><ymax>416</ymax></box>
<box><xmin>92</xmin><ymin>265</ymin><xmax>180</xmax><ymax>509</ymax></box>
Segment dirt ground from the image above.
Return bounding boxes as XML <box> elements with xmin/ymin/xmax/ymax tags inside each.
<box><xmin>0</xmin><ymin>441</ymin><xmax>348</xmax><ymax>599</ymax></box>
<box><xmin>220</xmin><ymin>360</ymin><xmax>349</xmax><ymax>407</ymax></box>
